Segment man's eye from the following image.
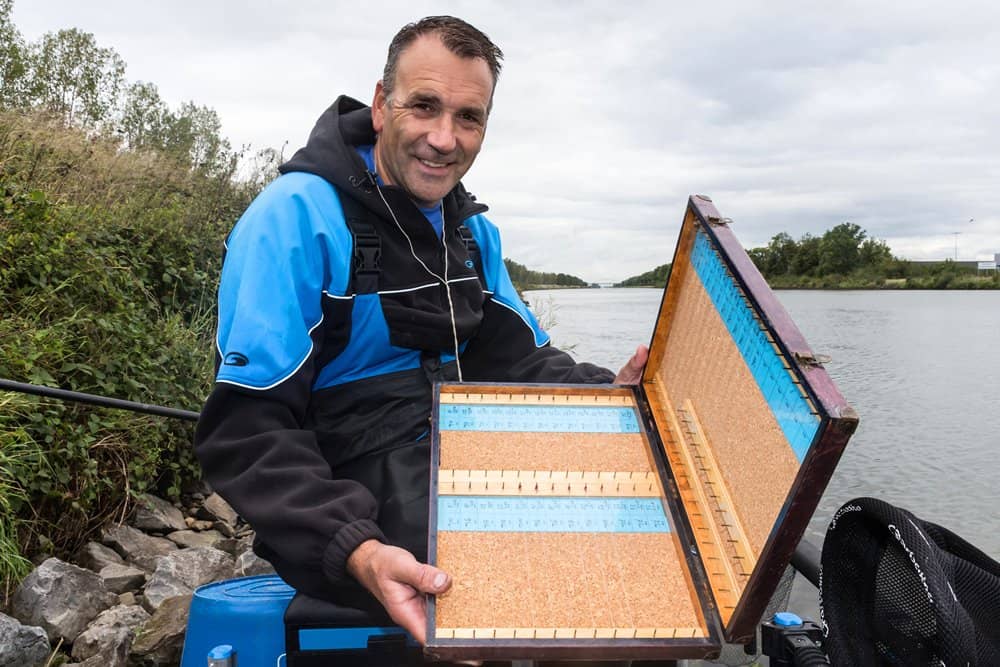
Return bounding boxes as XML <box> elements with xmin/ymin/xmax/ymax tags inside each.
<box><xmin>458</xmin><ymin>113</ymin><xmax>484</xmax><ymax>127</ymax></box>
<box><xmin>410</xmin><ymin>102</ymin><xmax>436</xmax><ymax>115</ymax></box>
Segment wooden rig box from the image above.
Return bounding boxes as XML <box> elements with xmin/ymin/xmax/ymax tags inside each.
<box><xmin>425</xmin><ymin>195</ymin><xmax>858</xmax><ymax>662</ymax></box>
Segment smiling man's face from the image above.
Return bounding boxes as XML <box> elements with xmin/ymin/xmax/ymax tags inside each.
<box><xmin>372</xmin><ymin>33</ymin><xmax>493</xmax><ymax>208</ymax></box>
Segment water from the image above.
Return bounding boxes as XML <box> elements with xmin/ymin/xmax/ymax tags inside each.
<box><xmin>525</xmin><ymin>287</ymin><xmax>1000</xmax><ymax>629</ymax></box>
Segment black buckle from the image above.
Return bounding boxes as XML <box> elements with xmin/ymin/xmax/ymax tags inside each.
<box><xmin>352</xmin><ymin>227</ymin><xmax>381</xmax><ymax>293</ymax></box>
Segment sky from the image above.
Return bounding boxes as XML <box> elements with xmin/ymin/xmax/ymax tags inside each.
<box><xmin>12</xmin><ymin>1</ymin><xmax>1000</xmax><ymax>282</ymax></box>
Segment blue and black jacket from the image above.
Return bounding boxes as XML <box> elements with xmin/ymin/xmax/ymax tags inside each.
<box><xmin>193</xmin><ymin>96</ymin><xmax>614</xmax><ymax>601</ymax></box>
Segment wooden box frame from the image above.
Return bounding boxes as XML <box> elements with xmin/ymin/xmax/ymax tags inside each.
<box><xmin>424</xmin><ymin>195</ymin><xmax>858</xmax><ymax>661</ymax></box>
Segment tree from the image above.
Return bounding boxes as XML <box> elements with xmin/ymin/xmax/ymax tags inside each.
<box><xmin>748</xmin><ymin>247</ymin><xmax>770</xmax><ymax>274</ymax></box>
<box><xmin>818</xmin><ymin>222</ymin><xmax>866</xmax><ymax>275</ymax></box>
<box><xmin>23</xmin><ymin>28</ymin><xmax>125</xmax><ymax>126</ymax></box>
<box><xmin>0</xmin><ymin>0</ymin><xmax>26</xmax><ymax>108</ymax></box>
<box><xmin>791</xmin><ymin>234</ymin><xmax>821</xmax><ymax>276</ymax></box>
<box><xmin>765</xmin><ymin>232</ymin><xmax>798</xmax><ymax>276</ymax></box>
<box><xmin>858</xmin><ymin>237</ymin><xmax>893</xmax><ymax>268</ymax></box>
<box><xmin>617</xmin><ymin>263</ymin><xmax>671</xmax><ymax>287</ymax></box>
<box><xmin>118</xmin><ymin>81</ymin><xmax>171</xmax><ymax>150</ymax></box>
<box><xmin>162</xmin><ymin>102</ymin><xmax>232</xmax><ymax>173</ymax></box>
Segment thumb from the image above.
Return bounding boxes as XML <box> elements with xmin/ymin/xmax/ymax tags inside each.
<box><xmin>401</xmin><ymin>560</ymin><xmax>452</xmax><ymax>595</ymax></box>
<box><xmin>629</xmin><ymin>344</ymin><xmax>649</xmax><ymax>369</ymax></box>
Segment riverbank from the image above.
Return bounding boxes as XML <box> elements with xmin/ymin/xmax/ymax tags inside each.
<box><xmin>765</xmin><ymin>274</ymin><xmax>999</xmax><ymax>290</ymax></box>
<box><xmin>613</xmin><ymin>275</ymin><xmax>999</xmax><ymax>289</ymax></box>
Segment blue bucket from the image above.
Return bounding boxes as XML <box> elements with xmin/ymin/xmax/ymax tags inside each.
<box><xmin>180</xmin><ymin>575</ymin><xmax>295</xmax><ymax>667</ymax></box>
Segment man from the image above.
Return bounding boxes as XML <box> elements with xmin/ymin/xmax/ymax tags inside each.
<box><xmin>194</xmin><ymin>16</ymin><xmax>647</xmax><ymax>644</ymax></box>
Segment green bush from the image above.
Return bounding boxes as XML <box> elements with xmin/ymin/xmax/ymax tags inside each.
<box><xmin>0</xmin><ymin>109</ymin><xmax>265</xmax><ymax>570</ymax></box>
<box><xmin>0</xmin><ymin>393</ymin><xmax>40</xmax><ymax>596</ymax></box>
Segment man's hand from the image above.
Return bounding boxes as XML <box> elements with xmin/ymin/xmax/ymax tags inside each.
<box><xmin>346</xmin><ymin>539</ymin><xmax>451</xmax><ymax>645</ymax></box>
<box><xmin>614</xmin><ymin>344</ymin><xmax>649</xmax><ymax>384</ymax></box>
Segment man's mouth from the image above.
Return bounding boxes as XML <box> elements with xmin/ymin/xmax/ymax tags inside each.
<box><xmin>418</xmin><ymin>158</ymin><xmax>449</xmax><ymax>169</ymax></box>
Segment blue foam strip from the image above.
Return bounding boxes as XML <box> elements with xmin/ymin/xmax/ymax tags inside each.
<box><xmin>439</xmin><ymin>404</ymin><xmax>641</xmax><ymax>433</ymax></box>
<box><xmin>437</xmin><ymin>496</ymin><xmax>670</xmax><ymax>533</ymax></box>
<box><xmin>689</xmin><ymin>230</ymin><xmax>818</xmax><ymax>462</ymax></box>
<box><xmin>298</xmin><ymin>626</ymin><xmax>414</xmax><ymax>650</ymax></box>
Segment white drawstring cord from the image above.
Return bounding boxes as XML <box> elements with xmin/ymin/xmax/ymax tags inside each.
<box><xmin>373</xmin><ymin>184</ymin><xmax>464</xmax><ymax>381</ymax></box>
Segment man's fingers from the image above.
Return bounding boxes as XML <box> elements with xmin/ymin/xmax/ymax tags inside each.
<box><xmin>391</xmin><ymin>599</ymin><xmax>428</xmax><ymax>645</ymax></box>
<box><xmin>614</xmin><ymin>344</ymin><xmax>649</xmax><ymax>384</ymax></box>
<box><xmin>377</xmin><ymin>546</ymin><xmax>451</xmax><ymax>595</ymax></box>
<box><xmin>631</xmin><ymin>344</ymin><xmax>649</xmax><ymax>369</ymax></box>
<box><xmin>410</xmin><ymin>561</ymin><xmax>452</xmax><ymax>595</ymax></box>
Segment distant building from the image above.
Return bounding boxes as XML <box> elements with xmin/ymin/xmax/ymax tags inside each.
<box><xmin>978</xmin><ymin>253</ymin><xmax>999</xmax><ymax>273</ymax></box>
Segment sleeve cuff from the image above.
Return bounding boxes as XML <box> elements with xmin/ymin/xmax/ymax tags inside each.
<box><xmin>321</xmin><ymin>519</ymin><xmax>386</xmax><ymax>585</ymax></box>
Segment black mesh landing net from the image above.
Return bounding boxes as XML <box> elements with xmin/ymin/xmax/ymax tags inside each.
<box><xmin>820</xmin><ymin>497</ymin><xmax>1000</xmax><ymax>666</ymax></box>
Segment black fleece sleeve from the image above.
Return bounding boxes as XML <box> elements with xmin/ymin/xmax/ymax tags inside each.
<box><xmin>194</xmin><ymin>180</ymin><xmax>386</xmax><ymax>588</ymax></box>
<box><xmin>194</xmin><ymin>384</ymin><xmax>386</xmax><ymax>586</ymax></box>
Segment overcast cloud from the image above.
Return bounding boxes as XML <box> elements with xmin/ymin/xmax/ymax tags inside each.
<box><xmin>13</xmin><ymin>0</ymin><xmax>1000</xmax><ymax>282</ymax></box>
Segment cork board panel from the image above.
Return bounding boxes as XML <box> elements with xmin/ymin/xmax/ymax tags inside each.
<box><xmin>439</xmin><ymin>432</ymin><xmax>651</xmax><ymax>473</ymax></box>
<box><xmin>655</xmin><ymin>273</ymin><xmax>799</xmax><ymax>556</ymax></box>
<box><xmin>435</xmin><ymin>531</ymin><xmax>703</xmax><ymax>632</ymax></box>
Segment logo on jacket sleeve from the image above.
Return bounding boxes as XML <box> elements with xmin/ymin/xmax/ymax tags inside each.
<box><xmin>223</xmin><ymin>352</ymin><xmax>250</xmax><ymax>367</ymax></box>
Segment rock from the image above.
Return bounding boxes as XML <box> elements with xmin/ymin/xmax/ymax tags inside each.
<box><xmin>182</xmin><ymin>478</ymin><xmax>212</xmax><ymax>497</ymax></box>
<box><xmin>215</xmin><ymin>536</ymin><xmax>249</xmax><ymax>556</ymax></box>
<box><xmin>184</xmin><ymin>516</ymin><xmax>196</xmax><ymax>528</ymax></box>
<box><xmin>233</xmin><ymin>549</ymin><xmax>276</xmax><ymax>577</ymax></box>
<box><xmin>133</xmin><ymin>495</ymin><xmax>187</xmax><ymax>533</ymax></box>
<box><xmin>199</xmin><ymin>493</ymin><xmax>239</xmax><ymax>526</ymax></box>
<box><xmin>75</xmin><ymin>541</ymin><xmax>125</xmax><ymax>573</ymax></box>
<box><xmin>118</xmin><ymin>592</ymin><xmax>137</xmax><ymax>606</ymax></box>
<box><xmin>30</xmin><ymin>551</ymin><xmax>53</xmax><ymax>566</ymax></box>
<box><xmin>64</xmin><ymin>657</ymin><xmax>105</xmax><ymax>667</ymax></box>
<box><xmin>143</xmin><ymin>547</ymin><xmax>234</xmax><ymax>612</ymax></box>
<box><xmin>99</xmin><ymin>563</ymin><xmax>147</xmax><ymax>594</ymax></box>
<box><xmin>11</xmin><ymin>558</ymin><xmax>116</xmax><ymax>643</ymax></box>
<box><xmin>166</xmin><ymin>529</ymin><xmax>224</xmax><ymax>549</ymax></box>
<box><xmin>189</xmin><ymin>519</ymin><xmax>215</xmax><ymax>531</ymax></box>
<box><xmin>71</xmin><ymin>604</ymin><xmax>149</xmax><ymax>667</ymax></box>
<box><xmin>212</xmin><ymin>520</ymin><xmax>235</xmax><ymax>538</ymax></box>
<box><xmin>101</xmin><ymin>524</ymin><xmax>177</xmax><ymax>571</ymax></box>
<box><xmin>0</xmin><ymin>612</ymin><xmax>50</xmax><ymax>667</ymax></box>
<box><xmin>129</xmin><ymin>594</ymin><xmax>191</xmax><ymax>666</ymax></box>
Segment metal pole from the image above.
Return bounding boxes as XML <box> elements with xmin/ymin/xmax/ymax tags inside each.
<box><xmin>0</xmin><ymin>378</ymin><xmax>200</xmax><ymax>422</ymax></box>
<box><xmin>791</xmin><ymin>540</ymin><xmax>822</xmax><ymax>589</ymax></box>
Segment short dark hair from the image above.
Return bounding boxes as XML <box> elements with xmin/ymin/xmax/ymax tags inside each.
<box><xmin>382</xmin><ymin>16</ymin><xmax>504</xmax><ymax>108</ymax></box>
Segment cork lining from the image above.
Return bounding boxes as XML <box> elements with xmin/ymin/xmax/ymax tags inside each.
<box><xmin>436</xmin><ymin>532</ymin><xmax>702</xmax><ymax>632</ymax></box>
<box><xmin>653</xmin><ymin>264</ymin><xmax>800</xmax><ymax>557</ymax></box>
<box><xmin>434</xmin><ymin>388</ymin><xmax>707</xmax><ymax>637</ymax></box>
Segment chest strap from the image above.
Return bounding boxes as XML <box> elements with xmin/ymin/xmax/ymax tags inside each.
<box><xmin>455</xmin><ymin>224</ymin><xmax>484</xmax><ymax>283</ymax></box>
<box><xmin>341</xmin><ymin>193</ymin><xmax>485</xmax><ymax>295</ymax></box>
<box><xmin>341</xmin><ymin>194</ymin><xmax>381</xmax><ymax>294</ymax></box>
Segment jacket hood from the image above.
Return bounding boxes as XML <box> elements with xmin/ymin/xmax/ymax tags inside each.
<box><xmin>279</xmin><ymin>95</ymin><xmax>487</xmax><ymax>226</ymax></box>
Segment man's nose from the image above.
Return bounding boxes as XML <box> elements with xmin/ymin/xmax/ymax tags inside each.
<box><xmin>426</xmin><ymin>115</ymin><xmax>457</xmax><ymax>154</ymax></box>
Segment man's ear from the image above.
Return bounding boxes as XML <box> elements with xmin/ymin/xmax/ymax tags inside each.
<box><xmin>372</xmin><ymin>80</ymin><xmax>386</xmax><ymax>133</ymax></box>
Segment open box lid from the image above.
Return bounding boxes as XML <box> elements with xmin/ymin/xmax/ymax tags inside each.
<box><xmin>641</xmin><ymin>195</ymin><xmax>858</xmax><ymax>643</ymax></box>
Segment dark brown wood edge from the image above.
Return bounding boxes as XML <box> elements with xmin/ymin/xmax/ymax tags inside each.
<box><xmin>424</xmin><ymin>638</ymin><xmax>721</xmax><ymax>662</ymax></box>
<box><xmin>725</xmin><ymin>416</ymin><xmax>856</xmax><ymax>642</ymax></box>
<box><xmin>685</xmin><ymin>196</ymin><xmax>859</xmax><ymax>642</ymax></box>
<box><xmin>631</xmin><ymin>385</ymin><xmax>723</xmax><ymax>653</ymax></box>
<box><xmin>423</xmin><ymin>381</ymin><xmax>722</xmax><ymax>661</ymax></box>
<box><xmin>424</xmin><ymin>382</ymin><xmax>444</xmax><ymax>654</ymax></box>
<box><xmin>688</xmin><ymin>195</ymin><xmax>855</xmax><ymax>421</ymax></box>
